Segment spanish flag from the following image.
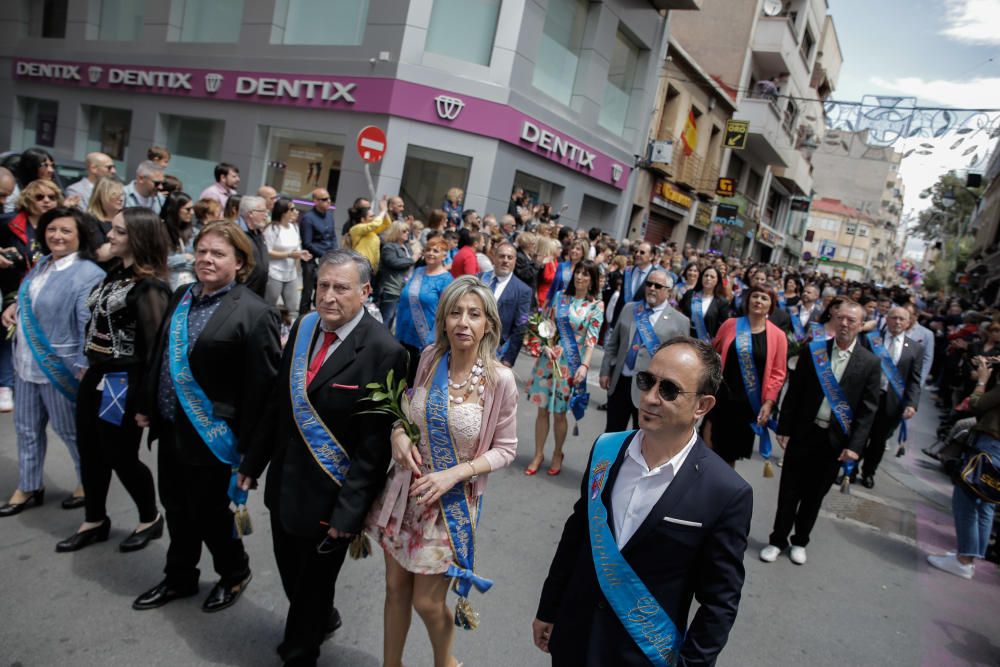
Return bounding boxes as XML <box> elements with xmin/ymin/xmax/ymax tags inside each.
<box><xmin>681</xmin><ymin>109</ymin><xmax>698</xmax><ymax>156</ymax></box>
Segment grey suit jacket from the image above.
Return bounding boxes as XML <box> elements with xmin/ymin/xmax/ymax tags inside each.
<box><xmin>600</xmin><ymin>301</ymin><xmax>690</xmax><ymax>406</ymax></box>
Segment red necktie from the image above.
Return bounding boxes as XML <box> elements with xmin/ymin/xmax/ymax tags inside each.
<box><xmin>307</xmin><ymin>331</ymin><xmax>337</xmax><ymax>385</ymax></box>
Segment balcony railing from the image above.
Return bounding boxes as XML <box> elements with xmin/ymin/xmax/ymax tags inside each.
<box><xmin>650</xmin><ymin>131</ymin><xmax>722</xmax><ymax>195</ymax></box>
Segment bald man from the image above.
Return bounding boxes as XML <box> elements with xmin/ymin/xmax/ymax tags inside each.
<box><xmin>258</xmin><ymin>186</ymin><xmax>278</xmax><ymax>215</ymax></box>
<box><xmin>298</xmin><ymin>188</ymin><xmax>338</xmax><ymax>314</ymax></box>
<box><xmin>66</xmin><ymin>152</ymin><xmax>116</xmax><ymax>210</ymax></box>
<box><xmin>0</xmin><ymin>167</ymin><xmax>15</xmax><ymax>213</ymax></box>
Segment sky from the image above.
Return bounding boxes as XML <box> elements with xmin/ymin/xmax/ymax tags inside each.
<box><xmin>827</xmin><ymin>0</ymin><xmax>1000</xmax><ymax>256</ymax></box>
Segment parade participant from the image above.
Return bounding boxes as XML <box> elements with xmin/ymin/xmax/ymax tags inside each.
<box><xmin>396</xmin><ymin>232</ymin><xmax>453</xmax><ymax>385</ymax></box>
<box><xmin>366</xmin><ymin>275</ymin><xmax>518</xmax><ymax>667</ymax></box>
<box><xmin>705</xmin><ymin>285</ymin><xmax>787</xmax><ymax>468</ymax></box>
<box><xmin>672</xmin><ymin>261</ymin><xmax>699</xmax><ymax>304</ymax></box>
<box><xmin>533</xmin><ymin>337</ymin><xmax>751</xmax><ymax>666</ymax></box>
<box><xmin>903</xmin><ymin>301</ymin><xmax>934</xmax><ymax>389</ymax></box>
<box><xmin>378</xmin><ymin>221</ymin><xmax>416</xmax><ymax>329</ymax></box>
<box><xmin>854</xmin><ymin>306</ymin><xmax>922</xmax><ymax>487</ymax></box>
<box><xmin>131</xmin><ymin>221</ymin><xmax>281</xmax><ymax>613</ymax></box>
<box><xmin>678</xmin><ymin>265</ymin><xmax>729</xmax><ymax>343</ymax></box>
<box><xmin>56</xmin><ymin>207</ymin><xmax>170</xmax><ymax>553</ymax></box>
<box><xmin>480</xmin><ymin>241</ymin><xmax>532</xmax><ymax>368</ymax></box>
<box><xmin>600</xmin><ymin>269</ymin><xmax>689</xmax><ymax>432</ymax></box>
<box><xmin>0</xmin><ymin>208</ymin><xmax>105</xmax><ymax>516</ymax></box>
<box><xmin>526</xmin><ymin>261</ymin><xmax>603</xmax><ymax>476</ymax></box>
<box><xmin>299</xmin><ymin>188</ymin><xmax>338</xmax><ymax>315</ymax></box>
<box><xmin>264</xmin><ymin>197</ymin><xmax>311</xmax><ymax>313</ymax></box>
<box><xmin>610</xmin><ymin>241</ymin><xmax>653</xmax><ymax>325</ymax></box>
<box><xmin>760</xmin><ymin>301</ymin><xmax>881</xmax><ymax>565</ymax></box>
<box><xmin>791</xmin><ymin>283</ymin><xmax>823</xmax><ymax>339</ymax></box>
<box><xmin>239</xmin><ymin>249</ymin><xmax>407</xmax><ymax>665</ymax></box>
<box><xmin>545</xmin><ymin>238</ymin><xmax>589</xmax><ymax>305</ymax></box>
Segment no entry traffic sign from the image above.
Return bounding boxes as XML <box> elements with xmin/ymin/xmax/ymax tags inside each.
<box><xmin>356</xmin><ymin>125</ymin><xmax>387</xmax><ymax>163</ymax></box>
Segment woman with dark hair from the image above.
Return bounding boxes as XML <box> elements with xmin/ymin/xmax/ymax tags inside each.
<box><xmin>527</xmin><ymin>260</ymin><xmax>603</xmax><ymax>476</ymax></box>
<box><xmin>223</xmin><ymin>194</ymin><xmax>242</xmax><ymax>223</ymax></box>
<box><xmin>673</xmin><ymin>261</ymin><xmax>700</xmax><ymax>305</ymax></box>
<box><xmin>450</xmin><ymin>228</ymin><xmax>478</xmax><ymax>277</ymax></box>
<box><xmin>161</xmin><ymin>192</ymin><xmax>196</xmax><ymax>289</ymax></box>
<box><xmin>678</xmin><ymin>265</ymin><xmax>729</xmax><ymax>342</ymax></box>
<box><xmin>781</xmin><ymin>274</ymin><xmax>803</xmax><ymax>310</ymax></box>
<box><xmin>15</xmin><ymin>148</ymin><xmax>56</xmax><ymax>189</ymax></box>
<box><xmin>264</xmin><ymin>198</ymin><xmax>310</xmax><ymax>313</ymax></box>
<box><xmin>704</xmin><ymin>284</ymin><xmax>787</xmax><ymax>467</ymax></box>
<box><xmin>56</xmin><ymin>206</ymin><xmax>171</xmax><ymax>553</ymax></box>
<box><xmin>0</xmin><ymin>207</ymin><xmax>106</xmax><ymax>517</ymax></box>
<box><xmin>420</xmin><ymin>208</ymin><xmax>447</xmax><ymax>245</ymax></box>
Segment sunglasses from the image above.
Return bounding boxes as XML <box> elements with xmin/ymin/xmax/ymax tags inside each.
<box><xmin>645</xmin><ymin>280</ymin><xmax>668</xmax><ymax>290</ymax></box>
<box><xmin>34</xmin><ymin>193</ymin><xmax>59</xmax><ymax>202</ymax></box>
<box><xmin>315</xmin><ymin>197</ymin><xmax>331</xmax><ymax>202</ymax></box>
<box><xmin>152</xmin><ymin>180</ymin><xmax>167</xmax><ymax>189</ymax></box>
<box><xmin>635</xmin><ymin>371</ymin><xmax>700</xmax><ymax>401</ymax></box>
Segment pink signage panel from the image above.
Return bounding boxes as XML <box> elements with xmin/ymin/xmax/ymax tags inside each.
<box><xmin>13</xmin><ymin>58</ymin><xmax>631</xmax><ymax>189</ymax></box>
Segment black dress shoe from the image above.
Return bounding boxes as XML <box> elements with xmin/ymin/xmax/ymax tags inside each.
<box><xmin>61</xmin><ymin>495</ymin><xmax>86</xmax><ymax>510</ymax></box>
<box><xmin>56</xmin><ymin>517</ymin><xmax>110</xmax><ymax>552</ymax></box>
<box><xmin>324</xmin><ymin>607</ymin><xmax>342</xmax><ymax>640</ymax></box>
<box><xmin>120</xmin><ymin>514</ymin><xmax>164</xmax><ymax>552</ymax></box>
<box><xmin>596</xmin><ymin>402</ymin><xmax>608</xmax><ymax>411</ymax></box>
<box><xmin>202</xmin><ymin>572</ymin><xmax>252</xmax><ymax>613</ymax></box>
<box><xmin>133</xmin><ymin>579</ymin><xmax>199</xmax><ymax>610</ymax></box>
<box><xmin>895</xmin><ymin>445</ymin><xmax>906</xmax><ymax>458</ymax></box>
<box><xmin>0</xmin><ymin>489</ymin><xmax>45</xmax><ymax>517</ymax></box>
<box><xmin>861</xmin><ymin>475</ymin><xmax>875</xmax><ymax>489</ymax></box>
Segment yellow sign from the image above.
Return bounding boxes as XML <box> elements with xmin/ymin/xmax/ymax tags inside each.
<box><xmin>660</xmin><ymin>182</ymin><xmax>692</xmax><ymax>209</ymax></box>
<box><xmin>725</xmin><ymin>120</ymin><xmax>750</xmax><ymax>149</ymax></box>
<box><xmin>716</xmin><ymin>177</ymin><xmax>735</xmax><ymax>197</ymax></box>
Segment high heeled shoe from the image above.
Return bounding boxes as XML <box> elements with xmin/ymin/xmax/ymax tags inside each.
<box><xmin>56</xmin><ymin>517</ymin><xmax>111</xmax><ymax>552</ymax></box>
<box><xmin>120</xmin><ymin>514</ymin><xmax>164</xmax><ymax>552</ymax></box>
<box><xmin>547</xmin><ymin>454</ymin><xmax>565</xmax><ymax>476</ymax></box>
<box><xmin>524</xmin><ymin>458</ymin><xmax>544</xmax><ymax>476</ymax></box>
<box><xmin>0</xmin><ymin>489</ymin><xmax>45</xmax><ymax>517</ymax></box>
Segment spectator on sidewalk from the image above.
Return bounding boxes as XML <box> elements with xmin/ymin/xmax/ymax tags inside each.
<box><xmin>198</xmin><ymin>163</ymin><xmax>240</xmax><ymax>210</ymax></box>
<box><xmin>65</xmin><ymin>152</ymin><xmax>116</xmax><ymax>211</ymax></box>
<box><xmin>124</xmin><ymin>161</ymin><xmax>165</xmax><ymax>214</ymax></box>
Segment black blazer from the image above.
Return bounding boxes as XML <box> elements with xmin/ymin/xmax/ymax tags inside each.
<box><xmin>241</xmin><ymin>311</ymin><xmax>408</xmax><ymax>538</ymax></box>
<box><xmin>143</xmin><ymin>283</ymin><xmax>282</xmax><ymax>464</ymax></box>
<box><xmin>241</xmin><ymin>227</ymin><xmax>269</xmax><ymax>298</ymax></box>
<box><xmin>777</xmin><ymin>338</ymin><xmax>882</xmax><ymax>454</ymax></box>
<box><xmin>859</xmin><ymin>332</ymin><xmax>923</xmax><ymax>420</ymax></box>
<box><xmin>537</xmin><ymin>434</ymin><xmax>752</xmax><ymax>667</ymax></box>
<box><xmin>678</xmin><ymin>290</ymin><xmax>730</xmax><ymax>339</ymax></box>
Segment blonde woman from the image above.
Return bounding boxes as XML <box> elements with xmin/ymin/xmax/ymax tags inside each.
<box><xmin>442</xmin><ymin>187</ymin><xmax>464</xmax><ymax>228</ymax></box>
<box><xmin>86</xmin><ymin>177</ymin><xmax>125</xmax><ymax>264</ymax></box>
<box><xmin>367</xmin><ymin>275</ymin><xmax>518</xmax><ymax>667</ymax></box>
<box><xmin>379</xmin><ymin>220</ymin><xmax>416</xmax><ymax>328</ymax></box>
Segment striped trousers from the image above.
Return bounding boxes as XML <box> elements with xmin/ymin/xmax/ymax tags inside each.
<box><xmin>14</xmin><ymin>375</ymin><xmax>80</xmax><ymax>492</ymax></box>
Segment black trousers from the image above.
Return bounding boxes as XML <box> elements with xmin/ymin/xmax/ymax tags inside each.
<box><xmin>77</xmin><ymin>366</ymin><xmax>158</xmax><ymax>524</ymax></box>
<box><xmin>768</xmin><ymin>424</ymin><xmax>842</xmax><ymax>549</ymax></box>
<box><xmin>859</xmin><ymin>392</ymin><xmax>901</xmax><ymax>479</ymax></box>
<box><xmin>606</xmin><ymin>374</ymin><xmax>638</xmax><ymax>432</ymax></box>
<box><xmin>402</xmin><ymin>343</ymin><xmax>422</xmax><ymax>387</ymax></box>
<box><xmin>158</xmin><ymin>436</ymin><xmax>249</xmax><ymax>590</ymax></box>
<box><xmin>271</xmin><ymin>511</ymin><xmax>348</xmax><ymax>665</ymax></box>
<box><xmin>299</xmin><ymin>259</ymin><xmax>317</xmax><ymax>315</ymax></box>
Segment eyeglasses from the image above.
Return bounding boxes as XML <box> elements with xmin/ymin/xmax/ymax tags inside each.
<box><xmin>635</xmin><ymin>250</ymin><xmax>648</xmax><ymax>255</ymax></box>
<box><xmin>645</xmin><ymin>280</ymin><xmax>669</xmax><ymax>290</ymax></box>
<box><xmin>252</xmin><ymin>209</ymin><xmax>268</xmax><ymax>214</ymax></box>
<box><xmin>34</xmin><ymin>193</ymin><xmax>59</xmax><ymax>202</ymax></box>
<box><xmin>635</xmin><ymin>371</ymin><xmax>700</xmax><ymax>401</ymax></box>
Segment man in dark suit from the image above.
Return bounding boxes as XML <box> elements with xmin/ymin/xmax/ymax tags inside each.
<box><xmin>612</xmin><ymin>241</ymin><xmax>654</xmax><ymax>325</ymax></box>
<box><xmin>761</xmin><ymin>300</ymin><xmax>881</xmax><ymax>566</ymax></box>
<box><xmin>601</xmin><ymin>269</ymin><xmax>690</xmax><ymax>432</ymax></box>
<box><xmin>481</xmin><ymin>241</ymin><xmax>532</xmax><ymax>367</ymax></box>
<box><xmin>240</xmin><ymin>249</ymin><xmax>407</xmax><ymax>666</ymax></box>
<box><xmin>855</xmin><ymin>305</ymin><xmax>922</xmax><ymax>487</ymax></box>
<box><xmin>237</xmin><ymin>196</ymin><xmax>270</xmax><ymax>298</ymax></box>
<box><xmin>133</xmin><ymin>221</ymin><xmax>282</xmax><ymax>613</ymax></box>
<box><xmin>534</xmin><ymin>337</ymin><xmax>752</xmax><ymax>666</ymax></box>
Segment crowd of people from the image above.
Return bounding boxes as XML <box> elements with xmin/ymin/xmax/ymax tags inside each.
<box><xmin>0</xmin><ymin>144</ymin><xmax>997</xmax><ymax>666</ymax></box>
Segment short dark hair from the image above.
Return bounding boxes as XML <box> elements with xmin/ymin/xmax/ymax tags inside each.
<box><xmin>462</xmin><ymin>209</ymin><xmax>478</xmax><ymax>224</ymax></box>
<box><xmin>565</xmin><ymin>259</ymin><xmax>600</xmax><ymax>300</ymax></box>
<box><xmin>37</xmin><ymin>206</ymin><xmax>101</xmax><ymax>262</ymax></box>
<box><xmin>743</xmin><ymin>284</ymin><xmax>777</xmax><ymax>315</ymax></box>
<box><xmin>120</xmin><ymin>206</ymin><xmax>170</xmax><ymax>280</ymax></box>
<box><xmin>655</xmin><ymin>336</ymin><xmax>723</xmax><ymax>396</ymax></box>
<box><xmin>16</xmin><ymin>148</ymin><xmax>54</xmax><ymax>189</ymax></box>
<box><xmin>457</xmin><ymin>228</ymin><xmax>474</xmax><ymax>248</ymax></box>
<box><xmin>214</xmin><ymin>162</ymin><xmax>239</xmax><ymax>182</ymax></box>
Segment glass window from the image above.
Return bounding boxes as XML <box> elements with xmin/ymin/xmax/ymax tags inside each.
<box><xmin>18</xmin><ymin>97</ymin><xmax>59</xmax><ymax>149</ymax></box>
<box><xmin>400</xmin><ymin>145</ymin><xmax>471</xmax><ymax>220</ymax></box>
<box><xmin>82</xmin><ymin>106</ymin><xmax>132</xmax><ymax>173</ymax></box>
<box><xmin>95</xmin><ymin>0</ymin><xmax>144</xmax><ymax>40</ymax></box>
<box><xmin>176</xmin><ymin>0</ymin><xmax>244</xmax><ymax>43</ymax></box>
<box><xmin>33</xmin><ymin>0</ymin><xmax>68</xmax><ymax>38</ymax></box>
<box><xmin>162</xmin><ymin>115</ymin><xmax>225</xmax><ymax>191</ymax></box>
<box><xmin>276</xmin><ymin>0</ymin><xmax>368</xmax><ymax>46</ymax></box>
<box><xmin>425</xmin><ymin>0</ymin><xmax>501</xmax><ymax>66</ymax></box>
<box><xmin>531</xmin><ymin>0</ymin><xmax>589</xmax><ymax>106</ymax></box>
<box><xmin>598</xmin><ymin>29</ymin><xmax>639</xmax><ymax>135</ymax></box>
<box><xmin>512</xmin><ymin>170</ymin><xmax>563</xmax><ymax>210</ymax></box>
<box><xmin>264</xmin><ymin>127</ymin><xmax>345</xmax><ymax>200</ymax></box>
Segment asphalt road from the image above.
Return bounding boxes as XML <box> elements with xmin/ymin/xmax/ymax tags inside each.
<box><xmin>1</xmin><ymin>349</ymin><xmax>997</xmax><ymax>666</ymax></box>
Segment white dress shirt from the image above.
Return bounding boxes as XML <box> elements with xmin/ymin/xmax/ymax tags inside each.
<box><xmin>880</xmin><ymin>331</ymin><xmax>904</xmax><ymax>391</ymax></box>
<box><xmin>611</xmin><ymin>428</ymin><xmax>698</xmax><ymax>548</ymax></box>
<box><xmin>700</xmin><ymin>294</ymin><xmax>713</xmax><ymax>315</ymax></box>
<box><xmin>490</xmin><ymin>271</ymin><xmax>513</xmax><ymax>302</ymax></box>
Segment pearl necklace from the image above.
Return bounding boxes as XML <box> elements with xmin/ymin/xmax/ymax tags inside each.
<box><xmin>448</xmin><ymin>358</ymin><xmax>485</xmax><ymax>404</ymax></box>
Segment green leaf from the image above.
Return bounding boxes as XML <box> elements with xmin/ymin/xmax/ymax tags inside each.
<box><xmin>366</xmin><ymin>382</ymin><xmax>382</xmax><ymax>390</ymax></box>
<box><xmin>386</xmin><ymin>368</ymin><xmax>395</xmax><ymax>389</ymax></box>
<box><xmin>370</xmin><ymin>391</ymin><xmax>390</xmax><ymax>402</ymax></box>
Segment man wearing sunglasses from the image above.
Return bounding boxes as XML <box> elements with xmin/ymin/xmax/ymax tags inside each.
<box><xmin>601</xmin><ymin>269</ymin><xmax>689</xmax><ymax>432</ymax></box>
<box><xmin>124</xmin><ymin>160</ymin><xmax>165</xmax><ymax>214</ymax></box>
<box><xmin>535</xmin><ymin>337</ymin><xmax>752</xmax><ymax>666</ymax></box>
<box><xmin>612</xmin><ymin>241</ymin><xmax>655</xmax><ymax>325</ymax></box>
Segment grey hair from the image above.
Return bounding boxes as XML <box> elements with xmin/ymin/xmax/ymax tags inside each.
<box><xmin>654</xmin><ymin>336</ymin><xmax>723</xmax><ymax>396</ymax></box>
<box><xmin>317</xmin><ymin>248</ymin><xmax>372</xmax><ymax>286</ymax></box>
<box><xmin>239</xmin><ymin>196</ymin><xmax>265</xmax><ymax>218</ymax></box>
<box><xmin>135</xmin><ymin>160</ymin><xmax>163</xmax><ymax>178</ymax></box>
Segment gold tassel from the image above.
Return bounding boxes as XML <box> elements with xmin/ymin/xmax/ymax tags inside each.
<box><xmin>454</xmin><ymin>597</ymin><xmax>480</xmax><ymax>631</ymax></box>
<box><xmin>763</xmin><ymin>461</ymin><xmax>774</xmax><ymax>478</ymax></box>
<box><xmin>349</xmin><ymin>533</ymin><xmax>372</xmax><ymax>560</ymax></box>
<box><xmin>233</xmin><ymin>505</ymin><xmax>253</xmax><ymax>538</ymax></box>
<box><xmin>840</xmin><ymin>475</ymin><xmax>851</xmax><ymax>494</ymax></box>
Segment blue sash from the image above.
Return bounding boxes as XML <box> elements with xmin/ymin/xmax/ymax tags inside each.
<box><xmin>788</xmin><ymin>304</ymin><xmax>806</xmax><ymax>342</ymax></box>
<box><xmin>427</xmin><ymin>354</ymin><xmax>493</xmax><ymax>624</ymax></box>
<box><xmin>625</xmin><ymin>303</ymin><xmax>660</xmax><ymax>371</ymax></box>
<box><xmin>690</xmin><ymin>292</ymin><xmax>710</xmax><ymax>342</ymax></box>
<box><xmin>588</xmin><ymin>431</ymin><xmax>681</xmax><ymax>666</ymax></box>
<box><xmin>624</xmin><ymin>266</ymin><xmax>639</xmax><ymax>301</ymax></box>
<box><xmin>809</xmin><ymin>339</ymin><xmax>854</xmax><ymax>436</ymax></box>
<box><xmin>777</xmin><ymin>290</ymin><xmax>787</xmax><ymax>312</ymax></box>
<box><xmin>169</xmin><ymin>287</ymin><xmax>248</xmax><ymax>507</ymax></box>
<box><xmin>407</xmin><ymin>267</ymin><xmax>434</xmax><ymax>348</ymax></box>
<box><xmin>809</xmin><ymin>322</ymin><xmax>825</xmax><ymax>341</ymax></box>
<box><xmin>866</xmin><ymin>332</ymin><xmax>909</xmax><ymax>444</ymax></box>
<box><xmin>555</xmin><ymin>295</ymin><xmax>582</xmax><ymax>377</ymax></box>
<box><xmin>17</xmin><ymin>258</ymin><xmax>79</xmax><ymax>401</ymax></box>
<box><xmin>289</xmin><ymin>312</ymin><xmax>351</xmax><ymax>484</ymax></box>
<box><xmin>735</xmin><ymin>317</ymin><xmax>777</xmax><ymax>459</ymax></box>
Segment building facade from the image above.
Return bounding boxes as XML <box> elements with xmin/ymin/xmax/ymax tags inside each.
<box><xmin>802</xmin><ymin>197</ymin><xmax>873</xmax><ymax>281</ymax></box>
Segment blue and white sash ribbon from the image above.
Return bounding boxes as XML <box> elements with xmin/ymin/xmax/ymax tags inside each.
<box><xmin>809</xmin><ymin>338</ymin><xmax>854</xmax><ymax>436</ymax></box>
<box><xmin>788</xmin><ymin>304</ymin><xmax>806</xmax><ymax>342</ymax></box>
<box><xmin>589</xmin><ymin>431</ymin><xmax>681</xmax><ymax>666</ymax></box>
<box><xmin>290</xmin><ymin>312</ymin><xmax>351</xmax><ymax>484</ymax></box>
<box><xmin>169</xmin><ymin>287</ymin><xmax>248</xmax><ymax>507</ymax></box>
<box><xmin>17</xmin><ymin>258</ymin><xmax>79</xmax><ymax>401</ymax></box>
<box><xmin>809</xmin><ymin>322</ymin><xmax>825</xmax><ymax>341</ymax></box>
<box><xmin>427</xmin><ymin>354</ymin><xmax>493</xmax><ymax>612</ymax></box>
<box><xmin>556</xmin><ymin>295</ymin><xmax>583</xmax><ymax>379</ymax></box>
<box><xmin>408</xmin><ymin>267</ymin><xmax>434</xmax><ymax>348</ymax></box>
<box><xmin>865</xmin><ymin>332</ymin><xmax>909</xmax><ymax>444</ymax></box>
<box><xmin>690</xmin><ymin>292</ymin><xmax>710</xmax><ymax>342</ymax></box>
<box><xmin>626</xmin><ymin>303</ymin><xmax>661</xmax><ymax>370</ymax></box>
<box><xmin>777</xmin><ymin>290</ymin><xmax>787</xmax><ymax>312</ymax></box>
<box><xmin>735</xmin><ymin>317</ymin><xmax>777</xmax><ymax>459</ymax></box>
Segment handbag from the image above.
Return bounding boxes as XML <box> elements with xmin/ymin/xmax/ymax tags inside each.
<box><xmin>959</xmin><ymin>444</ymin><xmax>1000</xmax><ymax>504</ymax></box>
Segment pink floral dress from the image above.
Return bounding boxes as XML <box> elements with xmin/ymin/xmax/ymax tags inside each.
<box><xmin>365</xmin><ymin>387</ymin><xmax>483</xmax><ymax>574</ymax></box>
<box><xmin>526</xmin><ymin>295</ymin><xmax>603</xmax><ymax>413</ymax></box>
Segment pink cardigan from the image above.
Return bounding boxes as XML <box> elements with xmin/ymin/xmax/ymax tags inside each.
<box><xmin>713</xmin><ymin>317</ymin><xmax>788</xmax><ymax>404</ymax></box>
<box><xmin>373</xmin><ymin>347</ymin><xmax>519</xmax><ymax>529</ymax></box>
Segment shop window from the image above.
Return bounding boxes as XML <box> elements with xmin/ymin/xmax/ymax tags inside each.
<box><xmin>92</xmin><ymin>0</ymin><xmax>144</xmax><ymax>40</ymax></box>
<box><xmin>171</xmin><ymin>0</ymin><xmax>244</xmax><ymax>43</ymax></box>
<box><xmin>400</xmin><ymin>145</ymin><xmax>472</xmax><ymax>221</ymax></box>
<box><xmin>512</xmin><ymin>171</ymin><xmax>563</xmax><ymax>211</ymax></box>
<box><xmin>598</xmin><ymin>28</ymin><xmax>640</xmax><ymax>136</ymax></box>
<box><xmin>264</xmin><ymin>128</ymin><xmax>344</xmax><ymax>200</ymax></box>
<box><xmin>580</xmin><ymin>194</ymin><xmax>616</xmax><ymax>233</ymax></box>
<box><xmin>426</xmin><ymin>0</ymin><xmax>501</xmax><ymax>66</ymax></box>
<box><xmin>82</xmin><ymin>106</ymin><xmax>132</xmax><ymax>173</ymax></box>
<box><xmin>162</xmin><ymin>115</ymin><xmax>225</xmax><ymax>192</ymax></box>
<box><xmin>18</xmin><ymin>97</ymin><xmax>59</xmax><ymax>149</ymax></box>
<box><xmin>273</xmin><ymin>0</ymin><xmax>367</xmax><ymax>46</ymax></box>
<box><xmin>532</xmin><ymin>0</ymin><xmax>589</xmax><ymax>106</ymax></box>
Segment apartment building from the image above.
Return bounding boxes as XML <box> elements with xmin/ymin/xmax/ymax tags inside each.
<box><xmin>803</xmin><ymin>197</ymin><xmax>873</xmax><ymax>281</ymax></box>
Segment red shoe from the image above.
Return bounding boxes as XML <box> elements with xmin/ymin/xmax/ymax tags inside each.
<box><xmin>547</xmin><ymin>454</ymin><xmax>564</xmax><ymax>476</ymax></box>
<box><xmin>525</xmin><ymin>458</ymin><xmax>543</xmax><ymax>476</ymax></box>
